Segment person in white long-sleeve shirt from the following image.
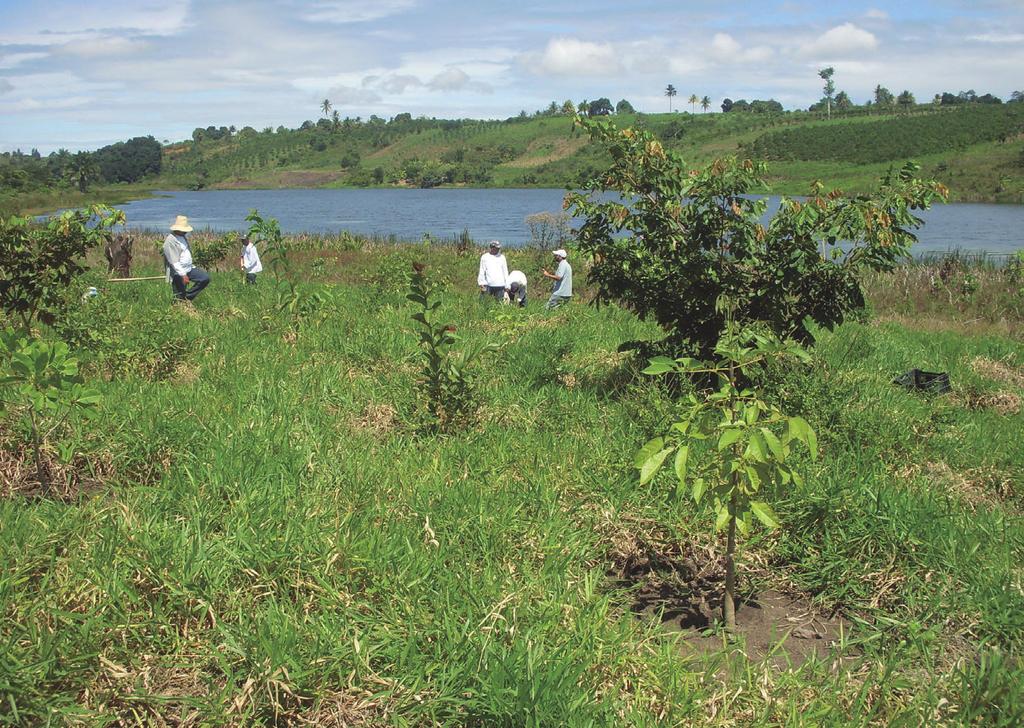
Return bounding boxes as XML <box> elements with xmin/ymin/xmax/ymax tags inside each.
<box><xmin>477</xmin><ymin>240</ymin><xmax>509</xmax><ymax>301</ymax></box>
<box><xmin>162</xmin><ymin>215</ymin><xmax>210</xmax><ymax>303</ymax></box>
<box><xmin>239</xmin><ymin>236</ymin><xmax>262</xmax><ymax>284</ymax></box>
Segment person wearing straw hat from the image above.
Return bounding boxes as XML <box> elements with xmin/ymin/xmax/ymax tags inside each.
<box><xmin>163</xmin><ymin>215</ymin><xmax>210</xmax><ymax>302</ymax></box>
<box><xmin>541</xmin><ymin>248</ymin><xmax>572</xmax><ymax>310</ymax></box>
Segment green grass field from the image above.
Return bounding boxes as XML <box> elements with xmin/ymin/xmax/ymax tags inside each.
<box><xmin>2</xmin><ymin>243</ymin><xmax>1023</xmax><ymax>725</ymax></box>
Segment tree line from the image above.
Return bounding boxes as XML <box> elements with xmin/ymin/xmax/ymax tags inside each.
<box><xmin>0</xmin><ymin>136</ymin><xmax>161</xmax><ymax>195</ymax></box>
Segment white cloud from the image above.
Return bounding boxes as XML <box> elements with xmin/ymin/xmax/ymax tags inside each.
<box><xmin>301</xmin><ymin>0</ymin><xmax>416</xmax><ymax>24</ymax></box>
<box><xmin>968</xmin><ymin>32</ymin><xmax>1024</xmax><ymax>43</ymax></box>
<box><xmin>56</xmin><ymin>37</ymin><xmax>152</xmax><ymax>58</ymax></box>
<box><xmin>864</xmin><ymin>9</ymin><xmax>889</xmax><ymax>20</ymax></box>
<box><xmin>376</xmin><ymin>74</ymin><xmax>422</xmax><ymax>94</ymax></box>
<box><xmin>711</xmin><ymin>33</ymin><xmax>741</xmax><ymax>56</ymax></box>
<box><xmin>0</xmin><ymin>79</ymin><xmax>12</xmax><ymax>94</ymax></box>
<box><xmin>802</xmin><ymin>23</ymin><xmax>879</xmax><ymax>57</ymax></box>
<box><xmin>527</xmin><ymin>38</ymin><xmax>621</xmax><ymax>76</ymax></box>
<box><xmin>0</xmin><ymin>53</ymin><xmax>48</xmax><ymax>70</ymax></box>
<box><xmin>0</xmin><ymin>1</ymin><xmax>190</xmax><ymax>45</ymax></box>
<box><xmin>427</xmin><ymin>68</ymin><xmax>469</xmax><ymax>91</ymax></box>
<box><xmin>325</xmin><ymin>84</ymin><xmax>382</xmax><ymax>105</ymax></box>
<box><xmin>2</xmin><ymin>95</ymin><xmax>92</xmax><ymax>112</ymax></box>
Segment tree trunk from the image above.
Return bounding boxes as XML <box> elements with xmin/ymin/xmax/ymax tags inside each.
<box><xmin>724</xmin><ymin>491</ymin><xmax>737</xmax><ymax>631</ymax></box>
<box><xmin>104</xmin><ymin>233</ymin><xmax>134</xmax><ymax>277</ymax></box>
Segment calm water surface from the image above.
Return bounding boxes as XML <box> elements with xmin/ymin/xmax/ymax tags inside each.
<box><xmin>110</xmin><ymin>188</ymin><xmax>1024</xmax><ymax>255</ymax></box>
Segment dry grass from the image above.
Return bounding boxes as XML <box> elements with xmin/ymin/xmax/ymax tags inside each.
<box><xmin>969</xmin><ymin>355</ymin><xmax>1024</xmax><ymax>389</ymax></box>
<box><xmin>953</xmin><ymin>388</ymin><xmax>1022</xmax><ymax>416</ymax></box>
<box><xmin>898</xmin><ymin>461</ymin><xmax>1017</xmax><ymax>512</ymax></box>
<box><xmin>347</xmin><ymin>402</ymin><xmax>398</xmax><ymax>436</ymax></box>
<box><xmin>0</xmin><ymin>440</ymin><xmax>115</xmax><ymax>501</ymax></box>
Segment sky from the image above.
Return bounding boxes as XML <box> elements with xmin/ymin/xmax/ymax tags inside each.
<box><xmin>1</xmin><ymin>0</ymin><xmax>1022</xmax><ymax>154</ymax></box>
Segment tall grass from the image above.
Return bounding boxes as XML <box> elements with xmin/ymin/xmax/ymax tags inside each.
<box><xmin>0</xmin><ymin>246</ymin><xmax>1022</xmax><ymax>723</ymax></box>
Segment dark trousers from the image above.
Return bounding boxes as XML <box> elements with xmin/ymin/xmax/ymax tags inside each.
<box><xmin>171</xmin><ymin>267</ymin><xmax>210</xmax><ymax>301</ymax></box>
<box><xmin>245</xmin><ymin>273</ymin><xmax>257</xmax><ymax>285</ymax></box>
<box><xmin>480</xmin><ymin>285</ymin><xmax>505</xmax><ymax>301</ymax></box>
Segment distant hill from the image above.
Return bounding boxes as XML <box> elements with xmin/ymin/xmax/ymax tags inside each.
<box><xmin>159</xmin><ymin>105</ymin><xmax>1024</xmax><ymax>203</ymax></box>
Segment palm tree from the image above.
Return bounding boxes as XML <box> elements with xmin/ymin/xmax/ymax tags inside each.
<box><xmin>688</xmin><ymin>94</ymin><xmax>698</xmax><ymax>113</ymax></box>
<box><xmin>700</xmin><ymin>95</ymin><xmax>711</xmax><ymax>113</ymax></box>
<box><xmin>320</xmin><ymin>98</ymin><xmax>332</xmax><ymax>117</ymax></box>
<box><xmin>331</xmin><ymin>109</ymin><xmax>341</xmax><ymax>131</ymax></box>
<box><xmin>665</xmin><ymin>84</ymin><xmax>677</xmax><ymax>113</ymax></box>
<box><xmin>67</xmin><ymin>152</ymin><xmax>100</xmax><ymax>192</ymax></box>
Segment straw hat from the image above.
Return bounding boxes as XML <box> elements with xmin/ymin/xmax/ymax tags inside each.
<box><xmin>170</xmin><ymin>215</ymin><xmax>193</xmax><ymax>233</ymax></box>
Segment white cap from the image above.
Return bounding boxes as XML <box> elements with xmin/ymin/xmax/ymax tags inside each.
<box><xmin>552</xmin><ymin>249</ymin><xmax>567</xmax><ymax>259</ymax></box>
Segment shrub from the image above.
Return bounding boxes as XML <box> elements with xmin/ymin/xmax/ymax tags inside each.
<box><xmin>566</xmin><ymin>115</ymin><xmax>948</xmax><ymax>356</ymax></box>
<box><xmin>0</xmin><ymin>205</ymin><xmax>124</xmax><ymax>329</ymax></box>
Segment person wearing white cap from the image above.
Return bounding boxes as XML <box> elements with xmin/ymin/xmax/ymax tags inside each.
<box><xmin>163</xmin><ymin>215</ymin><xmax>210</xmax><ymax>303</ymax></box>
<box><xmin>505</xmin><ymin>269</ymin><xmax>527</xmax><ymax>307</ymax></box>
<box><xmin>477</xmin><ymin>240</ymin><xmax>509</xmax><ymax>301</ymax></box>
<box><xmin>542</xmin><ymin>249</ymin><xmax>572</xmax><ymax>310</ymax></box>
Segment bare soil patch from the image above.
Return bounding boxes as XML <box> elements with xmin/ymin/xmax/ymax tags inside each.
<box><xmin>607</xmin><ymin>531</ymin><xmax>848</xmax><ymax>668</ymax></box>
<box><xmin>0</xmin><ymin>440</ymin><xmax>114</xmax><ymax>501</ymax></box>
<box><xmin>501</xmin><ymin>137</ymin><xmax>587</xmax><ymax>169</ymax></box>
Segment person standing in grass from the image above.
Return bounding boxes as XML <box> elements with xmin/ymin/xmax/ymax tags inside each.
<box><xmin>239</xmin><ymin>235</ymin><xmax>262</xmax><ymax>284</ymax></box>
<box><xmin>542</xmin><ymin>249</ymin><xmax>572</xmax><ymax>310</ymax></box>
<box><xmin>506</xmin><ymin>269</ymin><xmax>528</xmax><ymax>307</ymax></box>
<box><xmin>478</xmin><ymin>240</ymin><xmax>509</xmax><ymax>301</ymax></box>
<box><xmin>163</xmin><ymin>215</ymin><xmax>210</xmax><ymax>303</ymax></box>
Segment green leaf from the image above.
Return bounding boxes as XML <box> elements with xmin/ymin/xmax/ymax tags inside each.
<box><xmin>750</xmin><ymin>501</ymin><xmax>780</xmax><ymax>529</ymax></box>
<box><xmin>673</xmin><ymin>445</ymin><xmax>688</xmax><ymax>483</ymax></box>
<box><xmin>717</xmin><ymin>427</ymin><xmax>743</xmax><ymax>452</ymax></box>
<box><xmin>761</xmin><ymin>428</ymin><xmax>785</xmax><ymax>460</ymax></box>
<box><xmin>640</xmin><ymin>447</ymin><xmax>673</xmax><ymax>485</ymax></box>
<box><xmin>746</xmin><ymin>431</ymin><xmax>768</xmax><ymax>463</ymax></box>
<box><xmin>714</xmin><ymin>504</ymin><xmax>731</xmax><ymax>531</ymax></box>
<box><xmin>642</xmin><ymin>356</ymin><xmax>675</xmax><ymax>375</ymax></box>
<box><xmin>634</xmin><ymin>436</ymin><xmax>665</xmax><ymax>468</ymax></box>
<box><xmin>691</xmin><ymin>477</ymin><xmax>706</xmax><ymax>504</ymax></box>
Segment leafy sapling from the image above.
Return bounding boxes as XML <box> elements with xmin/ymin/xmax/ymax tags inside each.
<box><xmin>635</xmin><ymin>322</ymin><xmax>818</xmax><ymax>631</ymax></box>
<box><xmin>407</xmin><ymin>262</ymin><xmax>494</xmax><ymax>431</ymax></box>
<box><xmin>0</xmin><ymin>329</ymin><xmax>101</xmax><ymax>487</ymax></box>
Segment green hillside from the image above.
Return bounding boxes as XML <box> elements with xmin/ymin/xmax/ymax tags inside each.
<box><xmin>159</xmin><ymin>106</ymin><xmax>1024</xmax><ymax>203</ymax></box>
<box><xmin>4</xmin><ymin>104</ymin><xmax>1024</xmax><ymax>215</ymax></box>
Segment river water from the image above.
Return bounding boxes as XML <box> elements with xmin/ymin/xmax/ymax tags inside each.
<box><xmin>108</xmin><ymin>188</ymin><xmax>1023</xmax><ymax>256</ymax></box>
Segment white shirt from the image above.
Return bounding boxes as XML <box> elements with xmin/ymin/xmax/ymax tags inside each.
<box><xmin>477</xmin><ymin>251</ymin><xmax>509</xmax><ymax>287</ymax></box>
<box><xmin>241</xmin><ymin>243</ymin><xmax>263</xmax><ymax>273</ymax></box>
<box><xmin>163</xmin><ymin>233</ymin><xmax>193</xmax><ymax>278</ymax></box>
<box><xmin>507</xmin><ymin>270</ymin><xmax>527</xmax><ymax>289</ymax></box>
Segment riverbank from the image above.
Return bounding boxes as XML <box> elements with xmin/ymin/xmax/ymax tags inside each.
<box><xmin>3</xmin><ymin>182</ymin><xmax>161</xmax><ymax>217</ymax></box>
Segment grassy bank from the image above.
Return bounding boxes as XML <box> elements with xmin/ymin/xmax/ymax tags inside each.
<box><xmin>1</xmin><ymin>183</ymin><xmax>161</xmax><ymax>217</ymax></box>
<box><xmin>1</xmin><ymin>242</ymin><xmax>1023</xmax><ymax>724</ymax></box>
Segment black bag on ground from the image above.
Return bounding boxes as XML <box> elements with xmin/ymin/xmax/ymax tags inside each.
<box><xmin>892</xmin><ymin>369</ymin><xmax>951</xmax><ymax>394</ymax></box>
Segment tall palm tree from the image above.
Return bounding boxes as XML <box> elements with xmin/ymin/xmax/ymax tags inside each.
<box><xmin>320</xmin><ymin>98</ymin><xmax>332</xmax><ymax>117</ymax></box>
<box><xmin>688</xmin><ymin>93</ymin><xmax>698</xmax><ymax>113</ymax></box>
<box><xmin>700</xmin><ymin>95</ymin><xmax>711</xmax><ymax>113</ymax></box>
<box><xmin>67</xmin><ymin>152</ymin><xmax>100</xmax><ymax>192</ymax></box>
<box><xmin>665</xmin><ymin>84</ymin><xmax>677</xmax><ymax>112</ymax></box>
